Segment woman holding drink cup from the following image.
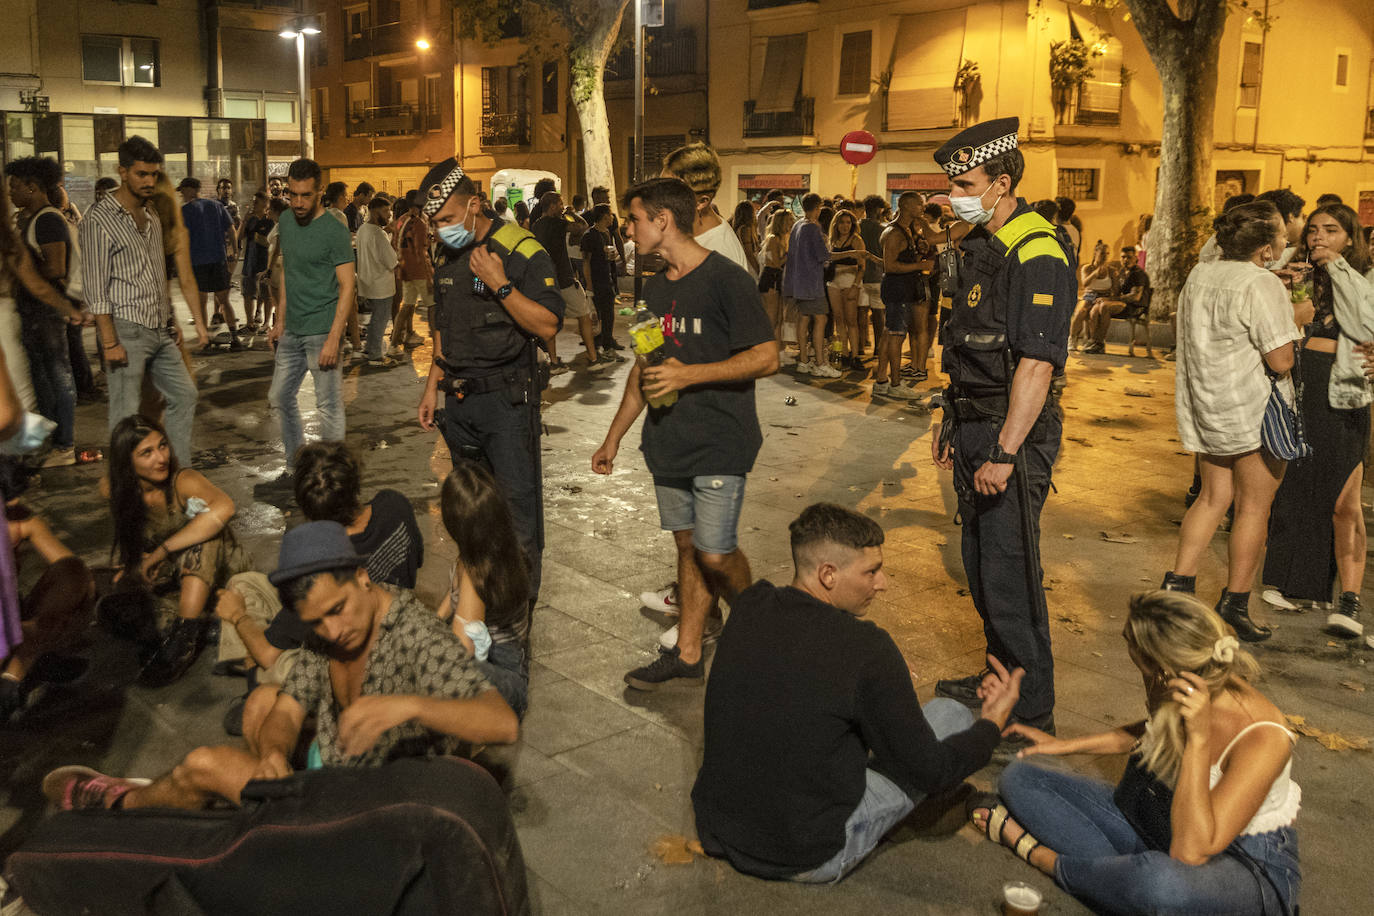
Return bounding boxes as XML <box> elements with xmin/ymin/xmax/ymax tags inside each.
<box><xmin>1262</xmin><ymin>204</ymin><xmax>1374</xmax><ymax>638</ymax></box>
<box><xmin>969</xmin><ymin>591</ymin><xmax>1302</xmax><ymax>916</ymax></box>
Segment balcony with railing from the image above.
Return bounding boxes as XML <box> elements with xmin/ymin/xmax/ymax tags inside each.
<box><xmin>743</xmin><ymin>97</ymin><xmax>814</xmax><ymax>138</ymax></box>
<box><xmin>605</xmin><ymin>27</ymin><xmax>698</xmax><ymax>80</ymax></box>
<box><xmin>346</xmin><ymin>105</ymin><xmax>420</xmax><ymax>137</ymax></box>
<box><xmin>344</xmin><ymin>23</ymin><xmax>409</xmax><ymax>61</ymax></box>
<box><xmin>480</xmin><ymin>110</ymin><xmax>530</xmax><ymax>147</ymax></box>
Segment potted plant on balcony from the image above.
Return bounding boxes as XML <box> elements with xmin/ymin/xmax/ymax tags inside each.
<box><xmin>1049</xmin><ymin>38</ymin><xmax>1093</xmax><ymax>125</ymax></box>
<box><xmin>954</xmin><ymin>59</ymin><xmax>981</xmax><ymax>127</ymax></box>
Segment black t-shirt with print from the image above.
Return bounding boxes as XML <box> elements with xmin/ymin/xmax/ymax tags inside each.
<box><xmin>639</xmin><ymin>252</ymin><xmax>775</xmax><ymax>478</ymax></box>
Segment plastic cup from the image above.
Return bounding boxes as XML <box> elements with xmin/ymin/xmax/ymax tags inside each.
<box><xmin>1002</xmin><ymin>881</ymin><xmax>1043</xmax><ymax>915</ymax></box>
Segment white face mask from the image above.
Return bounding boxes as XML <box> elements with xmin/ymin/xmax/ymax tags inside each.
<box><xmin>950</xmin><ymin>183</ymin><xmax>1005</xmax><ymax>225</ymax></box>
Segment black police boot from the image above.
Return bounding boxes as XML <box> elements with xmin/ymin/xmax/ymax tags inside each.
<box><xmin>140</xmin><ymin>617</ymin><xmax>207</xmax><ymax>687</ymax></box>
<box><xmin>1327</xmin><ymin>592</ymin><xmax>1364</xmax><ymax>639</ymax></box>
<box><xmin>1161</xmin><ymin>571</ymin><xmax>1196</xmax><ymax>593</ymax></box>
<box><xmin>934</xmin><ymin>670</ymin><xmax>990</xmax><ymax>709</ymax></box>
<box><xmin>1216</xmin><ymin>590</ymin><xmax>1271</xmax><ymax>643</ymax></box>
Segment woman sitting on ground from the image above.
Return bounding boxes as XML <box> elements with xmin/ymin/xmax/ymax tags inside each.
<box><xmin>972</xmin><ymin>590</ymin><xmax>1301</xmax><ymax>916</ymax></box>
<box><xmin>1162</xmin><ymin>200</ymin><xmax>1312</xmax><ymax>641</ymax></box>
<box><xmin>437</xmin><ymin>460</ymin><xmax>531</xmax><ymax>718</ymax></box>
<box><xmin>107</xmin><ymin>414</ymin><xmax>249</xmax><ymax>686</ymax></box>
<box><xmin>1262</xmin><ymin>204</ymin><xmax>1374</xmax><ymax>638</ymax></box>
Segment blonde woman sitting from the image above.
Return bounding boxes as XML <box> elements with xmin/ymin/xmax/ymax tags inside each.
<box><xmin>970</xmin><ymin>591</ymin><xmax>1300</xmax><ymax>915</ymax></box>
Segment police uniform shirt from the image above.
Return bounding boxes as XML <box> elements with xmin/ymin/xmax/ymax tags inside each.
<box><xmin>943</xmin><ymin>199</ymin><xmax>1075</xmax><ymax>395</ymax></box>
<box><xmin>432</xmin><ymin>216</ymin><xmax>565</xmax><ymax>373</ymax></box>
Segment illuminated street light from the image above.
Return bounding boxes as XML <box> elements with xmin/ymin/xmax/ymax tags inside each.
<box><xmin>279</xmin><ymin>19</ymin><xmax>320</xmax><ymax>156</ymax></box>
<box><xmin>416</xmin><ymin>38</ymin><xmax>431</xmax><ymax>51</ymax></box>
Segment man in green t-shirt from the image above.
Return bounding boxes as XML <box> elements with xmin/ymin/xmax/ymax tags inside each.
<box><xmin>269</xmin><ymin>158</ymin><xmax>356</xmax><ymax>477</ymax></box>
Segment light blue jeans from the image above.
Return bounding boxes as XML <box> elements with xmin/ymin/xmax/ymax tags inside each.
<box><xmin>363</xmin><ymin>297</ymin><xmax>392</xmax><ymax>359</ymax></box>
<box><xmin>107</xmin><ymin>317</ymin><xmax>198</xmax><ymax>464</ymax></box>
<box><xmin>791</xmin><ymin>698</ymin><xmax>976</xmax><ymax>884</ymax></box>
<box><xmin>268</xmin><ymin>331</ymin><xmax>345</xmax><ymax>471</ymax></box>
<box><xmin>999</xmin><ymin>759</ymin><xmax>1301</xmax><ymax>915</ymax></box>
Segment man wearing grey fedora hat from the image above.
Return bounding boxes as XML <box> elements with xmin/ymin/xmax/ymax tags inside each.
<box><xmin>42</xmin><ymin>521</ymin><xmax>517</xmax><ymax>812</ymax></box>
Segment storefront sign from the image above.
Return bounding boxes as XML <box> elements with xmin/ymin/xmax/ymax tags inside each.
<box><xmin>887</xmin><ymin>172</ymin><xmax>949</xmax><ymax>191</ymax></box>
<box><xmin>738</xmin><ymin>173</ymin><xmax>810</xmax><ymax>191</ymax></box>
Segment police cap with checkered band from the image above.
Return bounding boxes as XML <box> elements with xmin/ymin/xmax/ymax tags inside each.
<box><xmin>933</xmin><ymin>117</ymin><xmax>1021</xmax><ymax>178</ymax></box>
<box><xmin>418</xmin><ymin>157</ymin><xmax>475</xmax><ymax>218</ymax></box>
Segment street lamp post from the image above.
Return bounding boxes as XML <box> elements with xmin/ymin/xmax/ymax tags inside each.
<box><xmin>279</xmin><ymin>22</ymin><xmax>320</xmax><ymax>158</ymax></box>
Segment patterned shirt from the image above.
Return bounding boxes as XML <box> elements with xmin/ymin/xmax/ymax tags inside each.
<box><xmin>280</xmin><ymin>589</ymin><xmax>491</xmax><ymax>768</ymax></box>
<box><xmin>79</xmin><ymin>194</ymin><xmax>169</xmax><ymax>329</ymax></box>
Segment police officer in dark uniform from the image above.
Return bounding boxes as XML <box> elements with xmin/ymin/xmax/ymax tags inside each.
<box><xmin>416</xmin><ymin>159</ymin><xmax>564</xmax><ymax>603</ymax></box>
<box><xmin>928</xmin><ymin>118</ymin><xmax>1075</xmax><ymax>734</ymax></box>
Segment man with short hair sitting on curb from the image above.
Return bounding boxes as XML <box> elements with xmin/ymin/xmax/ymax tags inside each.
<box><xmin>691</xmin><ymin>503</ymin><xmax>1024</xmax><ymax>883</ymax></box>
<box><xmin>42</xmin><ymin>521</ymin><xmax>517</xmax><ymax>811</ymax></box>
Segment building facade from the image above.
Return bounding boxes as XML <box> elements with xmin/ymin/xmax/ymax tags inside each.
<box><xmin>709</xmin><ymin>0</ymin><xmax>1374</xmax><ymax>248</ymax></box>
<box><xmin>1</xmin><ymin>0</ymin><xmax>300</xmax><ymax>211</ymax></box>
<box><xmin>305</xmin><ymin>0</ymin><xmax>456</xmax><ymax>197</ymax></box>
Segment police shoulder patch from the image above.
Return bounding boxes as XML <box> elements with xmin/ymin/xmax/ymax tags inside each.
<box><xmin>544</xmin><ymin>277</ymin><xmax>555</xmax><ymax>287</ymax></box>
<box><xmin>1032</xmin><ymin>292</ymin><xmax>1054</xmax><ymax>307</ymax></box>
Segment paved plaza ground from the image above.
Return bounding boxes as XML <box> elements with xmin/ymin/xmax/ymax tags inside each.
<box><xmin>1</xmin><ymin>306</ymin><xmax>1371</xmax><ymax>914</ymax></box>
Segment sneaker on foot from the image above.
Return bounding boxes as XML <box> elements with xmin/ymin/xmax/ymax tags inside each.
<box><xmin>588</xmin><ymin>352</ymin><xmax>616</xmax><ymax>371</ymax></box>
<box><xmin>640</xmin><ymin>583</ymin><xmax>680</xmax><ymax>616</ymax></box>
<box><xmin>386</xmin><ymin>344</ymin><xmax>405</xmax><ymax>359</ymax></box>
<box><xmin>624</xmin><ymin>646</ymin><xmax>705</xmax><ymax>691</ymax></box>
<box><xmin>658</xmin><ymin>617</ymin><xmax>724</xmax><ymax>651</ymax></box>
<box><xmin>1327</xmin><ymin>592</ymin><xmax>1364</xmax><ymax>638</ymax></box>
<box><xmin>139</xmin><ymin>617</ymin><xmax>206</xmax><ymax>687</ymax></box>
<box><xmin>41</xmin><ymin>765</ymin><xmax>151</xmax><ymax>810</ymax></box>
<box><xmin>405</xmin><ymin>333</ymin><xmax>425</xmax><ymax>348</ymax></box>
<box><xmin>934</xmin><ymin>670</ymin><xmax>990</xmax><ymax>708</ymax></box>
<box><xmin>41</xmin><ymin>447</ymin><xmax>76</xmax><ymax>469</ymax></box>
<box><xmin>1262</xmin><ymin>588</ymin><xmax>1299</xmax><ymax>611</ymax></box>
<box><xmin>888</xmin><ymin>383</ymin><xmax>922</xmax><ymax>401</ymax></box>
<box><xmin>872</xmin><ymin>381</ymin><xmax>892</xmax><ymax>397</ymax></box>
<box><xmin>796</xmin><ymin>361</ymin><xmax>814</xmax><ymax>376</ymax></box>
<box><xmin>813</xmin><ymin>363</ymin><xmax>841</xmax><ymax>379</ymax></box>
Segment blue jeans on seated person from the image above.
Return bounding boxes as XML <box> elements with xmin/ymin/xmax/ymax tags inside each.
<box><xmin>790</xmin><ymin>698</ymin><xmax>976</xmax><ymax>884</ymax></box>
<box><xmin>363</xmin><ymin>297</ymin><xmax>393</xmax><ymax>359</ymax></box>
<box><xmin>998</xmin><ymin>759</ymin><xmax>1300</xmax><ymax>915</ymax></box>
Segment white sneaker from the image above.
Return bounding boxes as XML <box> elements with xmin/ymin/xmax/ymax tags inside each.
<box><xmin>659</xmin><ymin>617</ymin><xmax>724</xmax><ymax>650</ymax></box>
<box><xmin>640</xmin><ymin>583</ymin><xmax>679</xmax><ymax>616</ymax></box>
<box><xmin>796</xmin><ymin>361</ymin><xmax>814</xmax><ymax>375</ymax></box>
<box><xmin>1261</xmin><ymin>589</ymin><xmax>1298</xmax><ymax>611</ymax></box>
<box><xmin>813</xmin><ymin>363</ymin><xmax>841</xmax><ymax>378</ymax></box>
<box><xmin>888</xmin><ymin>383</ymin><xmax>921</xmax><ymax>400</ymax></box>
<box><xmin>872</xmin><ymin>381</ymin><xmax>891</xmax><ymax>397</ymax></box>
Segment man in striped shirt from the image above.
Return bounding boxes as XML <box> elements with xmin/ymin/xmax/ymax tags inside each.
<box><xmin>80</xmin><ymin>136</ymin><xmax>199</xmax><ymax>464</ymax></box>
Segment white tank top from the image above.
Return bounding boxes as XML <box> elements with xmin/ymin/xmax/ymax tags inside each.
<box><xmin>1208</xmin><ymin>721</ymin><xmax>1301</xmax><ymax>836</ymax></box>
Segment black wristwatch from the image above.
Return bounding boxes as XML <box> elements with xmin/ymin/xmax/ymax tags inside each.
<box><xmin>988</xmin><ymin>443</ymin><xmax>1018</xmax><ymax>465</ymax></box>
<box><xmin>493</xmin><ymin>282</ymin><xmax>514</xmax><ymax>301</ymax></box>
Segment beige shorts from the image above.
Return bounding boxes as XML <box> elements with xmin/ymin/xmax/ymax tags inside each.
<box><xmin>861</xmin><ymin>282</ymin><xmax>883</xmax><ymax>310</ymax></box>
<box><xmin>401</xmin><ymin>279</ymin><xmax>432</xmax><ymax>308</ymax></box>
<box><xmin>559</xmin><ymin>283</ymin><xmax>593</xmax><ymax>319</ymax></box>
<box><xmin>218</xmin><ymin>571</ymin><xmax>301</xmax><ymax>686</ymax></box>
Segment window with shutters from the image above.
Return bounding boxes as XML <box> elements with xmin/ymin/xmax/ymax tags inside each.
<box><xmin>481</xmin><ymin>66</ymin><xmax>529</xmax><ymax>146</ymax></box>
<box><xmin>1057</xmin><ymin>168</ymin><xmax>1100</xmax><ymax>202</ymax></box>
<box><xmin>1239</xmin><ymin>41</ymin><xmax>1262</xmax><ymax>108</ymax></box>
<box><xmin>837</xmin><ymin>31</ymin><xmax>871</xmax><ymax>97</ymax></box>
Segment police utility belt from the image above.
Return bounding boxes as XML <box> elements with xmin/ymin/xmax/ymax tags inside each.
<box><xmin>434</xmin><ymin>357</ymin><xmax>537</xmax><ymax>403</ymax></box>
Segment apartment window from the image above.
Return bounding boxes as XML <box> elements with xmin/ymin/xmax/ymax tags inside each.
<box><xmin>753</xmin><ymin>33</ymin><xmax>806</xmax><ymax>112</ymax></box>
<box><xmin>313</xmin><ymin>87</ymin><xmax>330</xmax><ymax>137</ymax></box>
<box><xmin>542</xmin><ymin>62</ymin><xmax>559</xmax><ymax>115</ymax></box>
<box><xmin>223</xmin><ymin>98</ymin><xmax>259</xmax><ymax>119</ymax></box>
<box><xmin>481</xmin><ymin>66</ymin><xmax>528</xmax><ymax>146</ymax></box>
<box><xmin>265</xmin><ymin>100</ymin><xmax>296</xmax><ymax>124</ymax></box>
<box><xmin>836</xmin><ymin>31</ymin><xmax>871</xmax><ymax>96</ymax></box>
<box><xmin>313</xmin><ymin>13</ymin><xmax>329</xmax><ymax>67</ymax></box>
<box><xmin>1057</xmin><ymin>167</ymin><xmax>1099</xmax><ymax>202</ymax></box>
<box><xmin>1239</xmin><ymin>41</ymin><xmax>1262</xmax><ymax>107</ymax></box>
<box><xmin>1335</xmin><ymin>51</ymin><xmax>1350</xmax><ymax>88</ymax></box>
<box><xmin>628</xmin><ymin>134</ymin><xmax>686</xmax><ymax>177</ymax></box>
<box><xmin>424</xmin><ymin>74</ymin><xmax>443</xmax><ymax>129</ymax></box>
<box><xmin>346</xmin><ymin>82</ymin><xmax>371</xmax><ymax>121</ymax></box>
<box><xmin>886</xmin><ymin>9</ymin><xmax>966</xmax><ymax>130</ymax></box>
<box><xmin>82</xmin><ymin>36</ymin><xmax>160</xmax><ymax>87</ymax></box>
<box><xmin>376</xmin><ymin>0</ymin><xmax>400</xmax><ymax>25</ymax></box>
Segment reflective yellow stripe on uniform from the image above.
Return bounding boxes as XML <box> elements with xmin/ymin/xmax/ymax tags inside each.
<box><xmin>490</xmin><ymin>221</ymin><xmax>548</xmax><ymax>261</ymax></box>
<box><xmin>992</xmin><ymin>212</ymin><xmax>1069</xmax><ymax>266</ymax></box>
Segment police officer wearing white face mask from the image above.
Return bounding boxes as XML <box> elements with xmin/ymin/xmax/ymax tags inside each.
<box><xmin>415</xmin><ymin>159</ymin><xmax>565</xmax><ymax>606</ymax></box>
<box><xmin>927</xmin><ymin>118</ymin><xmax>1076</xmax><ymax>742</ymax></box>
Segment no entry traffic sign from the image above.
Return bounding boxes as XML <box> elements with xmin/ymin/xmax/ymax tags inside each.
<box><xmin>840</xmin><ymin>130</ymin><xmax>877</xmax><ymax>166</ymax></box>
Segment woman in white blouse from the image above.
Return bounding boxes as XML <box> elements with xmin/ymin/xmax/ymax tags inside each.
<box><xmin>1162</xmin><ymin>201</ymin><xmax>1312</xmax><ymax>641</ymax></box>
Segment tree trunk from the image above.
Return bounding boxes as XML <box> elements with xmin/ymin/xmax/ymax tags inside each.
<box><xmin>569</xmin><ymin>2</ymin><xmax>629</xmax><ymax>204</ymax></box>
<box><xmin>1122</xmin><ymin>0</ymin><xmax>1228</xmax><ymax>321</ymax></box>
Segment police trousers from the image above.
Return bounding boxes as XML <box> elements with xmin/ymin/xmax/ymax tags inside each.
<box><xmin>951</xmin><ymin>407</ymin><xmax>1061</xmax><ymax>721</ymax></box>
<box><xmin>438</xmin><ymin>388</ymin><xmax>544</xmax><ymax>603</ymax></box>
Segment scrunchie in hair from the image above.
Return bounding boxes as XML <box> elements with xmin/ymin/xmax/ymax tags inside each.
<box><xmin>1212</xmin><ymin>635</ymin><xmax>1239</xmax><ymax>664</ymax></box>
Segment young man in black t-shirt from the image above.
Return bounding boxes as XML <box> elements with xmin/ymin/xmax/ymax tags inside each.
<box><xmin>693</xmin><ymin>503</ymin><xmax>1022</xmax><ymax>883</ymax></box>
<box><xmin>592</xmin><ymin>177</ymin><xmax>779</xmax><ymax>690</ymax></box>
<box><xmin>1083</xmin><ymin>245</ymin><xmax>1152</xmax><ymax>356</ymax></box>
<box><xmin>580</xmin><ymin>205</ymin><xmax>624</xmax><ymax>354</ymax></box>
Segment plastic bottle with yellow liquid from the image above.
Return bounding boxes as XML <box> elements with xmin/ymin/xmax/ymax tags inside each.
<box><xmin>628</xmin><ymin>302</ymin><xmax>678</xmax><ymax>409</ymax></box>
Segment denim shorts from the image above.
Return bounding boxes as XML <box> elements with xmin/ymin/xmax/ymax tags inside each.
<box><xmin>653</xmin><ymin>474</ymin><xmax>747</xmax><ymax>554</ymax></box>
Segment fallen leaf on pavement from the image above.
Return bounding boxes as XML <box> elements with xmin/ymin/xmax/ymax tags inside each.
<box><xmin>650</xmin><ymin>835</ymin><xmax>704</xmax><ymax>865</ymax></box>
<box><xmin>1285</xmin><ymin>715</ymin><xmax>1372</xmax><ymax>752</ymax></box>
<box><xmin>1100</xmin><ymin>531</ymin><xmax>1139</xmax><ymax>544</ymax></box>
<box><xmin>1063</xmin><ymin>533</ymin><xmax>1075</xmax><ymax>539</ymax></box>
<box><xmin>1124</xmin><ymin>387</ymin><xmax>1152</xmax><ymax>398</ymax></box>
<box><xmin>1057</xmin><ymin>614</ymin><xmax>1086</xmax><ymax>635</ymax></box>
<box><xmin>1066</xmin><ymin>436</ymin><xmax>1094</xmax><ymax>447</ymax></box>
<box><xmin>1327</xmin><ymin>641</ymin><xmax>1343</xmax><ymax>648</ymax></box>
<box><xmin>1340</xmin><ymin>681</ymin><xmax>1366</xmax><ymax>692</ymax></box>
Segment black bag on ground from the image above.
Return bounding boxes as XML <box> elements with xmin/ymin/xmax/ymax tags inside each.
<box><xmin>5</xmin><ymin>756</ymin><xmax>529</xmax><ymax>916</ymax></box>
